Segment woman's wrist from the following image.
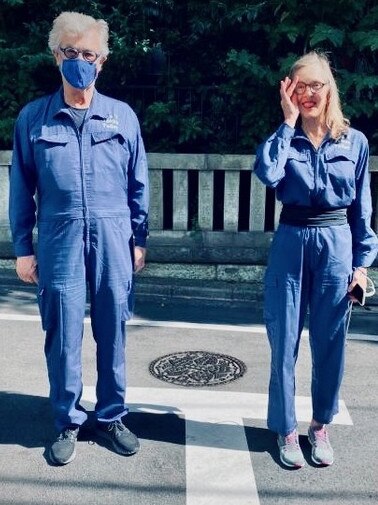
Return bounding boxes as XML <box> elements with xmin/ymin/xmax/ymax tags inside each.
<box><xmin>284</xmin><ymin>119</ymin><xmax>297</xmax><ymax>129</ymax></box>
<box><xmin>355</xmin><ymin>266</ymin><xmax>367</xmax><ymax>275</ymax></box>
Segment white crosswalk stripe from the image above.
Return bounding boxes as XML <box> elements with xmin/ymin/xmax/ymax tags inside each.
<box><xmin>82</xmin><ymin>386</ymin><xmax>353</xmax><ymax>505</ymax></box>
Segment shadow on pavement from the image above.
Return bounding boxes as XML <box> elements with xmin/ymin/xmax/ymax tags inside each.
<box><xmin>0</xmin><ymin>391</ymin><xmax>55</xmax><ymax>447</ymax></box>
<box><xmin>0</xmin><ymin>393</ymin><xmax>276</xmax><ymax>455</ymax></box>
<box><xmin>245</xmin><ymin>426</ymin><xmax>321</xmax><ymax>470</ymax></box>
<box><xmin>128</xmin><ymin>409</ymin><xmax>279</xmax><ymax>464</ymax></box>
<box><xmin>133</xmin><ymin>299</ymin><xmax>266</xmax><ymax>326</ymax></box>
<box><xmin>0</xmin><ymin>392</ymin><xmax>348</xmax><ymax>473</ymax></box>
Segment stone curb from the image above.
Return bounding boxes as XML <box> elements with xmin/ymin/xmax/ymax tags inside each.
<box><xmin>1</xmin><ymin>260</ymin><xmax>377</xmax><ymax>307</ymax></box>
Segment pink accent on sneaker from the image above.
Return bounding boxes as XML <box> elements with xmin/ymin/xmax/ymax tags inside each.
<box><xmin>277</xmin><ymin>430</ymin><xmax>305</xmax><ymax>468</ymax></box>
<box><xmin>308</xmin><ymin>426</ymin><xmax>334</xmax><ymax>466</ymax></box>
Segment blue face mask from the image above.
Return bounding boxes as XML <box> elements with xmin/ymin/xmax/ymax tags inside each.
<box><xmin>61</xmin><ymin>59</ymin><xmax>97</xmax><ymax>89</ymax></box>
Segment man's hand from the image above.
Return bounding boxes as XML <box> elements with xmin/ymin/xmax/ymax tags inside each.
<box><xmin>16</xmin><ymin>255</ymin><xmax>38</xmax><ymax>284</ymax></box>
<box><xmin>134</xmin><ymin>246</ymin><xmax>146</xmax><ymax>273</ymax></box>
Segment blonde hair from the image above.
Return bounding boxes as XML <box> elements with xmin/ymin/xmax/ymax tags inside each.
<box><xmin>48</xmin><ymin>11</ymin><xmax>109</xmax><ymax>57</ymax></box>
<box><xmin>289</xmin><ymin>51</ymin><xmax>349</xmax><ymax>140</ymax></box>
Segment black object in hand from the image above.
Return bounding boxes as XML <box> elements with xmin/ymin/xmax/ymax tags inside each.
<box><xmin>350</xmin><ymin>283</ymin><xmax>365</xmax><ymax>306</ymax></box>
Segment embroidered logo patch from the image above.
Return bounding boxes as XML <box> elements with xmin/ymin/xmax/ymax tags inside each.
<box><xmin>337</xmin><ymin>137</ymin><xmax>351</xmax><ymax>150</ymax></box>
<box><xmin>103</xmin><ymin>115</ymin><xmax>119</xmax><ymax>130</ymax></box>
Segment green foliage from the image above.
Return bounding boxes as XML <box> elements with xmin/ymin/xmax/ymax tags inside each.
<box><xmin>350</xmin><ymin>31</ymin><xmax>378</xmax><ymax>51</ymax></box>
<box><xmin>309</xmin><ymin>24</ymin><xmax>345</xmax><ymax>47</ymax></box>
<box><xmin>0</xmin><ymin>0</ymin><xmax>377</xmax><ymax>153</ymax></box>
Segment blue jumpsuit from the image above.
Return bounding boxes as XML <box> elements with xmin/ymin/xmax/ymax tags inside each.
<box><xmin>9</xmin><ymin>89</ymin><xmax>149</xmax><ymax>431</ymax></box>
<box><xmin>254</xmin><ymin>123</ymin><xmax>378</xmax><ymax>436</ymax></box>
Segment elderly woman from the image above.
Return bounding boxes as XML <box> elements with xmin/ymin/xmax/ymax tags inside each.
<box><xmin>254</xmin><ymin>51</ymin><xmax>377</xmax><ymax>468</ymax></box>
<box><xmin>9</xmin><ymin>11</ymin><xmax>149</xmax><ymax>465</ymax></box>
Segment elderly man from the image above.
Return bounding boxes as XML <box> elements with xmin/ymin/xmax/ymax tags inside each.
<box><xmin>9</xmin><ymin>11</ymin><xmax>149</xmax><ymax>465</ymax></box>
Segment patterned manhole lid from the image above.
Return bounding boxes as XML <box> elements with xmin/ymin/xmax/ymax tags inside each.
<box><xmin>149</xmin><ymin>350</ymin><xmax>247</xmax><ymax>387</ymax></box>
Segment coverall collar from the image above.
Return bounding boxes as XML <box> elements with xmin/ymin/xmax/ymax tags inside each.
<box><xmin>51</xmin><ymin>87</ymin><xmax>109</xmax><ymax>120</ymax></box>
<box><xmin>294</xmin><ymin>126</ymin><xmax>350</xmax><ymax>147</ymax></box>
<box><xmin>293</xmin><ymin>125</ymin><xmax>331</xmax><ymax>142</ymax></box>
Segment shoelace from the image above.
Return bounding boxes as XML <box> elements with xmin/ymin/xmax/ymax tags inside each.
<box><xmin>58</xmin><ymin>428</ymin><xmax>77</xmax><ymax>441</ymax></box>
<box><xmin>283</xmin><ymin>432</ymin><xmax>300</xmax><ymax>451</ymax></box>
<box><xmin>108</xmin><ymin>420</ymin><xmax>128</xmax><ymax>433</ymax></box>
<box><xmin>312</xmin><ymin>427</ymin><xmax>329</xmax><ymax>448</ymax></box>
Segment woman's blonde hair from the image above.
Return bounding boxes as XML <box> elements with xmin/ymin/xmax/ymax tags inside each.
<box><xmin>289</xmin><ymin>51</ymin><xmax>349</xmax><ymax>139</ymax></box>
<box><xmin>48</xmin><ymin>11</ymin><xmax>109</xmax><ymax>57</ymax></box>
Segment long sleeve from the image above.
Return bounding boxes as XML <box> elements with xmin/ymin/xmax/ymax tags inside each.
<box><xmin>347</xmin><ymin>138</ymin><xmax>378</xmax><ymax>267</ymax></box>
<box><xmin>127</xmin><ymin>122</ymin><xmax>149</xmax><ymax>247</ymax></box>
<box><xmin>253</xmin><ymin>123</ymin><xmax>295</xmax><ymax>188</ymax></box>
<box><xmin>9</xmin><ymin>108</ymin><xmax>37</xmax><ymax>257</ymax></box>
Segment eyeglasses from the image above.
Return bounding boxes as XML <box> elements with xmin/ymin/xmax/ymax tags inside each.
<box><xmin>294</xmin><ymin>81</ymin><xmax>328</xmax><ymax>95</ymax></box>
<box><xmin>59</xmin><ymin>46</ymin><xmax>101</xmax><ymax>63</ymax></box>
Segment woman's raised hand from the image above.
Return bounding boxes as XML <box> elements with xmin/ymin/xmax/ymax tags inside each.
<box><xmin>280</xmin><ymin>76</ymin><xmax>300</xmax><ymax>128</ymax></box>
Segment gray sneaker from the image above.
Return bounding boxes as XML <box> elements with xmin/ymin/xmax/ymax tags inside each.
<box><xmin>96</xmin><ymin>419</ymin><xmax>140</xmax><ymax>456</ymax></box>
<box><xmin>277</xmin><ymin>430</ymin><xmax>305</xmax><ymax>468</ymax></box>
<box><xmin>308</xmin><ymin>426</ymin><xmax>334</xmax><ymax>466</ymax></box>
<box><xmin>49</xmin><ymin>426</ymin><xmax>79</xmax><ymax>465</ymax></box>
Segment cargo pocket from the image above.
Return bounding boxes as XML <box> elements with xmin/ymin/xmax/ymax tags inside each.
<box><xmin>37</xmin><ymin>286</ymin><xmax>63</xmax><ymax>331</ymax></box>
<box><xmin>37</xmin><ymin>287</ymin><xmax>52</xmax><ymax>331</ymax></box>
<box><xmin>263</xmin><ymin>273</ymin><xmax>280</xmax><ymax>346</ymax></box>
<box><xmin>120</xmin><ymin>279</ymin><xmax>134</xmax><ymax>321</ymax></box>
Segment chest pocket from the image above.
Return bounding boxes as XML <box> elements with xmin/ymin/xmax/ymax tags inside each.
<box><xmin>285</xmin><ymin>148</ymin><xmax>314</xmax><ymax>191</ymax></box>
<box><xmin>91</xmin><ymin>131</ymin><xmax>129</xmax><ymax>158</ymax></box>
<box><xmin>286</xmin><ymin>149</ymin><xmax>309</xmax><ymax>171</ymax></box>
<box><xmin>90</xmin><ymin>131</ymin><xmax>130</xmax><ymax>191</ymax></box>
<box><xmin>34</xmin><ymin>133</ymin><xmax>80</xmax><ymax>192</ymax></box>
<box><xmin>324</xmin><ymin>147</ymin><xmax>357</xmax><ymax>202</ymax></box>
<box><xmin>287</xmin><ymin>149</ymin><xmax>308</xmax><ymax>162</ymax></box>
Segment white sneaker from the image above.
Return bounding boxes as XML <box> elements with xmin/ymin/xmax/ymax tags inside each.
<box><xmin>308</xmin><ymin>426</ymin><xmax>334</xmax><ymax>466</ymax></box>
<box><xmin>277</xmin><ymin>430</ymin><xmax>305</xmax><ymax>468</ymax></box>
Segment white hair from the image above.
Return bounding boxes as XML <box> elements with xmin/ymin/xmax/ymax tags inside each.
<box><xmin>48</xmin><ymin>11</ymin><xmax>109</xmax><ymax>56</ymax></box>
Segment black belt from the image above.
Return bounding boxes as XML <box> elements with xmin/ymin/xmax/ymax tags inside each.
<box><xmin>279</xmin><ymin>205</ymin><xmax>348</xmax><ymax>227</ymax></box>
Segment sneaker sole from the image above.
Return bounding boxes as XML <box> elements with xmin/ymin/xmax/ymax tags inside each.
<box><xmin>49</xmin><ymin>447</ymin><xmax>76</xmax><ymax>465</ymax></box>
<box><xmin>279</xmin><ymin>455</ymin><xmax>305</xmax><ymax>468</ymax></box>
<box><xmin>277</xmin><ymin>440</ymin><xmax>305</xmax><ymax>468</ymax></box>
<box><xmin>112</xmin><ymin>442</ymin><xmax>140</xmax><ymax>456</ymax></box>
<box><xmin>308</xmin><ymin>436</ymin><xmax>334</xmax><ymax>466</ymax></box>
<box><xmin>96</xmin><ymin>429</ymin><xmax>140</xmax><ymax>456</ymax></box>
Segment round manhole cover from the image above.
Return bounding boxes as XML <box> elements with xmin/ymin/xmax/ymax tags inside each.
<box><xmin>149</xmin><ymin>350</ymin><xmax>246</xmax><ymax>387</ymax></box>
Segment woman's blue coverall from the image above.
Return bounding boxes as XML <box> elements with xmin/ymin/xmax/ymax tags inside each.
<box><xmin>254</xmin><ymin>123</ymin><xmax>378</xmax><ymax>436</ymax></box>
<box><xmin>9</xmin><ymin>89</ymin><xmax>149</xmax><ymax>431</ymax></box>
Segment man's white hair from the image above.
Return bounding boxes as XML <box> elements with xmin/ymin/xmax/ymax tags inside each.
<box><xmin>48</xmin><ymin>11</ymin><xmax>109</xmax><ymax>56</ymax></box>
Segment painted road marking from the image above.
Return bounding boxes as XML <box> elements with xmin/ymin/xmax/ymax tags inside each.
<box><xmin>0</xmin><ymin>313</ymin><xmax>266</xmax><ymax>333</ymax></box>
<box><xmin>0</xmin><ymin>309</ymin><xmax>359</xmax><ymax>502</ymax></box>
<box><xmin>0</xmin><ymin>312</ymin><xmax>376</xmax><ymax>341</ymax></box>
<box><xmin>82</xmin><ymin>386</ymin><xmax>353</xmax><ymax>505</ymax></box>
<box><xmin>185</xmin><ymin>414</ymin><xmax>258</xmax><ymax>505</ymax></box>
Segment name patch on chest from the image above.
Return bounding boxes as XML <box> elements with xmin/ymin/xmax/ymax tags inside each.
<box><xmin>336</xmin><ymin>137</ymin><xmax>351</xmax><ymax>150</ymax></box>
<box><xmin>103</xmin><ymin>115</ymin><xmax>119</xmax><ymax>130</ymax></box>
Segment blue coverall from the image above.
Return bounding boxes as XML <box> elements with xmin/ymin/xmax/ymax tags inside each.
<box><xmin>254</xmin><ymin>123</ymin><xmax>378</xmax><ymax>436</ymax></box>
<box><xmin>9</xmin><ymin>89</ymin><xmax>149</xmax><ymax>431</ymax></box>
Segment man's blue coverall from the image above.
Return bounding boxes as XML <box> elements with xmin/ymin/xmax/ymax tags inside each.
<box><xmin>9</xmin><ymin>89</ymin><xmax>149</xmax><ymax>431</ymax></box>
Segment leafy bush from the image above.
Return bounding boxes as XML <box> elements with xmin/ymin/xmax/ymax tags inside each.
<box><xmin>0</xmin><ymin>0</ymin><xmax>377</xmax><ymax>153</ymax></box>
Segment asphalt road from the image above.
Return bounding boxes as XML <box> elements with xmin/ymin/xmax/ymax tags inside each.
<box><xmin>0</xmin><ymin>278</ymin><xmax>377</xmax><ymax>505</ymax></box>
